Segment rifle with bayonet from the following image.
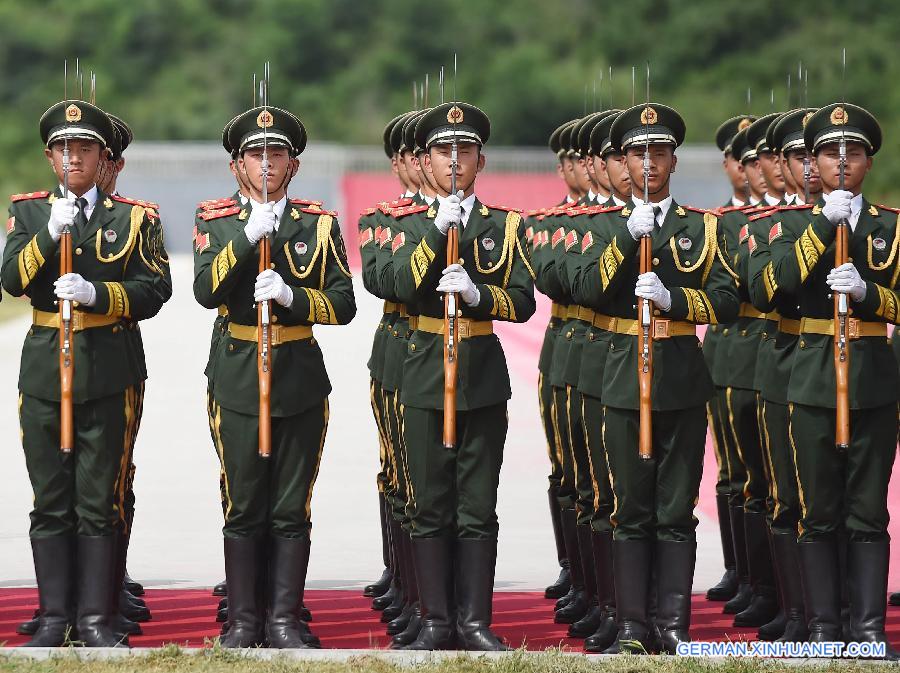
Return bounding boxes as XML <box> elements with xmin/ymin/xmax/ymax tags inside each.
<box><xmin>443</xmin><ymin>57</ymin><xmax>460</xmax><ymax>450</ymax></box>
<box><xmin>258</xmin><ymin>62</ymin><xmax>272</xmax><ymax>458</ymax></box>
<box><xmin>637</xmin><ymin>62</ymin><xmax>653</xmax><ymax>460</ymax></box>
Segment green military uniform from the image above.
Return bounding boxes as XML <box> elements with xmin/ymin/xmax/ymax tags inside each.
<box><xmin>767</xmin><ymin>104</ymin><xmax>898</xmax><ymax>656</ymax></box>
<box><xmin>193</xmin><ymin>106</ymin><xmax>355</xmax><ymax>649</ymax></box>
<box><xmin>390</xmin><ymin>102</ymin><xmax>535</xmax><ymax>651</ymax></box>
<box><xmin>1</xmin><ymin>100</ymin><xmax>171</xmax><ymax>648</ymax></box>
<box><xmin>704</xmin><ymin>114</ymin><xmax>756</xmax><ymax>604</ymax></box>
<box><xmin>572</xmin><ymin>103</ymin><xmax>739</xmax><ymax>653</ymax></box>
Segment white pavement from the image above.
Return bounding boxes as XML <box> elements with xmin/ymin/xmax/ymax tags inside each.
<box><xmin>0</xmin><ymin>255</ymin><xmax>721</xmax><ymax>591</ymax></box>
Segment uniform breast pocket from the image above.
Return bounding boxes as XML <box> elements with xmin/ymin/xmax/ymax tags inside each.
<box><xmin>472</xmin><ymin>234</ymin><xmax>506</xmax><ymax>278</ymax></box>
<box><xmin>668</xmin><ymin>235</ymin><xmax>704</xmax><ymax>274</ymax></box>
<box><xmin>95</xmin><ymin>226</ymin><xmax>134</xmax><ymax>265</ymax></box>
<box><xmin>865</xmin><ymin>233</ymin><xmax>896</xmax><ymax>273</ymax></box>
<box><xmin>283</xmin><ymin>238</ymin><xmax>318</xmax><ymax>280</ymax></box>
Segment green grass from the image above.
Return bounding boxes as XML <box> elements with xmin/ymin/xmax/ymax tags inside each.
<box><xmin>0</xmin><ymin>290</ymin><xmax>29</xmax><ymax>324</ymax></box>
<box><xmin>0</xmin><ymin>647</ymin><xmax>884</xmax><ymax>673</ymax></box>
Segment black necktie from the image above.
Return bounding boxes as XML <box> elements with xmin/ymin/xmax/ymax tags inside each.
<box><xmin>75</xmin><ymin>197</ymin><xmax>88</xmax><ymax>234</ymax></box>
<box><xmin>652</xmin><ymin>205</ymin><xmax>662</xmax><ymax>227</ymax></box>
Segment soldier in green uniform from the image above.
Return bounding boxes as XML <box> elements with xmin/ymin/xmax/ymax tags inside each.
<box><xmin>704</xmin><ymin>115</ymin><xmax>756</xmax><ymax>605</ymax></box>
<box><xmin>559</xmin><ymin>120</ymin><xmax>587</xmax><ymax>204</ymax></box>
<box><xmin>1</xmin><ymin>99</ymin><xmax>172</xmax><ymax>647</ymax></box>
<box><xmin>767</xmin><ymin>103</ymin><xmax>898</xmax><ymax>658</ymax></box>
<box><xmin>718</xmin><ymin>114</ymin><xmax>783</xmax><ymax>630</ymax></box>
<box><xmin>193</xmin><ymin>105</ymin><xmax>355</xmax><ymax>648</ymax></box>
<box><xmin>573</xmin><ymin>112</ymin><xmax>612</xmax><ymax>206</ymax></box>
<box><xmin>390</xmin><ymin>102</ymin><xmax>535</xmax><ymax>650</ymax></box>
<box><xmin>746</xmin><ymin>108</ymin><xmax>821</xmax><ymax>643</ymax></box>
<box><xmin>573</xmin><ymin>103</ymin><xmax>739</xmax><ymax>653</ymax></box>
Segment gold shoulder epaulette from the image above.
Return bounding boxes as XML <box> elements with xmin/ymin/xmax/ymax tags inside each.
<box><xmin>301</xmin><ymin>206</ymin><xmax>337</xmax><ymax>216</ymax></box>
<box><xmin>584</xmin><ymin>205</ymin><xmax>623</xmax><ymax>215</ymax></box>
<box><xmin>778</xmin><ymin>204</ymin><xmax>814</xmax><ymax>211</ymax></box>
<box><xmin>361</xmin><ymin>206</ymin><xmax>377</xmax><ymax>217</ymax></box>
<box><xmin>749</xmin><ymin>208</ymin><xmax>779</xmax><ymax>222</ymax></box>
<box><xmin>388</xmin><ymin>197</ymin><xmax>414</xmax><ymax>208</ymax></box>
<box><xmin>111</xmin><ymin>194</ymin><xmax>160</xmax><ymax>210</ymax></box>
<box><xmin>290</xmin><ymin>197</ymin><xmax>324</xmax><ymax>207</ymax></box>
<box><xmin>199</xmin><ymin>205</ymin><xmax>241</xmax><ymax>221</ymax></box>
<box><xmin>392</xmin><ymin>204</ymin><xmax>430</xmax><ymax>218</ymax></box>
<box><xmin>10</xmin><ymin>190</ymin><xmax>50</xmax><ymax>202</ymax></box>
<box><xmin>198</xmin><ymin>196</ymin><xmax>237</xmax><ymax>210</ymax></box>
<box><xmin>480</xmin><ymin>202</ymin><xmax>520</xmax><ymax>213</ymax></box>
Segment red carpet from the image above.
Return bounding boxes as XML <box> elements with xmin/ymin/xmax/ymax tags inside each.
<box><xmin>2</xmin><ymin>588</ymin><xmax>899</xmax><ymax>650</ymax></box>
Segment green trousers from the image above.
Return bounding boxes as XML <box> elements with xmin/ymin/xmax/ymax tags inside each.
<box><xmin>761</xmin><ymin>400</ymin><xmax>800</xmax><ymax>535</ymax></box>
<box><xmin>726</xmin><ymin>387</ymin><xmax>769</xmax><ymax>514</ymax></box>
<box><xmin>790</xmin><ymin>402</ymin><xmax>897</xmax><ymax>542</ymax></box>
<box><xmin>383</xmin><ymin>388</ymin><xmax>411</xmax><ymax>525</ymax></box>
<box><xmin>538</xmin><ymin>372</ymin><xmax>563</xmax><ymax>494</ymax></box>
<box><xmin>708</xmin><ymin>398</ymin><xmax>731</xmax><ymax>498</ymax></box>
<box><xmin>604</xmin><ymin>404</ymin><xmax>706</xmax><ymax>542</ymax></box>
<box><xmin>581</xmin><ymin>394</ymin><xmax>614</xmax><ymax>534</ymax></box>
<box><xmin>552</xmin><ymin>385</ymin><xmax>592</xmax><ymax>523</ymax></box>
<box><xmin>20</xmin><ymin>385</ymin><xmax>143</xmax><ymax>537</ymax></box>
<box><xmin>403</xmin><ymin>403</ymin><xmax>507</xmax><ymax>539</ymax></box>
<box><xmin>716</xmin><ymin>387</ymin><xmax>746</xmax><ymax>508</ymax></box>
<box><xmin>370</xmin><ymin>377</ymin><xmax>391</xmax><ymax>495</ymax></box>
<box><xmin>209</xmin><ymin>396</ymin><xmax>329</xmax><ymax>539</ymax></box>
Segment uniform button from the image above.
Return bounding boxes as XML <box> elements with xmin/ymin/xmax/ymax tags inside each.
<box><xmin>723</xmin><ymin>328</ymin><xmax>729</xmax><ymax>336</ymax></box>
<box><xmin>610</xmin><ymin>343</ymin><xmax>614</xmax><ymax>351</ymax></box>
<box><xmin>300</xmin><ymin>266</ymin><xmax>306</xmax><ymax>271</ymax></box>
<box><xmin>653</xmin><ymin>309</ymin><xmax>660</xmax><ymax>317</ymax></box>
<box><xmin>566</xmin><ymin>330</ymin><xmax>573</xmax><ymax>339</ymax></box>
<box><xmin>75</xmin><ymin>248</ymin><xmax>82</xmax><ymax>255</ymax></box>
<box><xmin>228</xmin><ymin>344</ymin><xmax>234</xmax><ymax>351</ymax></box>
<box><xmin>848</xmin><ymin>257</ymin><xmax>853</xmax><ymax>262</ymax></box>
<box><xmin>272</xmin><ymin>315</ymin><xmax>278</xmax><ymax>323</ymax></box>
<box><xmin>410</xmin><ymin>343</ymin><xmax>416</xmax><ymax>352</ymax></box>
<box><xmin>459</xmin><ymin>258</ymin><xmax>465</xmax><ymax>266</ymax></box>
<box><xmin>684</xmin><ymin>260</ymin><xmax>692</xmax><ymax>267</ymax></box>
<box><xmin>393</xmin><ymin>330</ymin><xmax>398</xmax><ymax>337</ymax></box>
<box><xmin>740</xmin><ymin>330</ymin><xmax>747</xmax><ymax>336</ymax></box>
<box><xmin>112</xmin><ymin>326</ymin><xmax>119</xmax><ymax>333</ymax></box>
<box><xmin>457</xmin><ymin>310</ymin><xmax>462</xmax><ymax>317</ymax></box>
<box><xmin>487</xmin><ymin>261</ymin><xmax>493</xmax><ymax>267</ymax></box>
<box><xmin>652</xmin><ymin>257</ymin><xmax>659</xmax><ymax>266</ymax></box>
<box><xmin>310</xmin><ymin>337</ymin><xmax>317</xmax><ymax>346</ymax></box>
<box><xmin>270</xmin><ymin>263</ymin><xmax>275</xmax><ymax>269</ymax></box>
<box><xmin>799</xmin><ymin>340</ymin><xmax>805</xmax><ymax>349</ymax></box>
<box><xmin>589</xmin><ymin>333</ymin><xmax>595</xmax><ymax>341</ymax></box>
<box><xmin>761</xmin><ymin>332</ymin><xmax>768</xmax><ymax>339</ymax></box>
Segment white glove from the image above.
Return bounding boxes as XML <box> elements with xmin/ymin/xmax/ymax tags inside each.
<box><xmin>627</xmin><ymin>204</ymin><xmax>655</xmax><ymax>240</ymax></box>
<box><xmin>47</xmin><ymin>197</ymin><xmax>77</xmax><ymax>242</ymax></box>
<box><xmin>254</xmin><ymin>269</ymin><xmax>294</xmax><ymax>308</ymax></box>
<box><xmin>54</xmin><ymin>273</ymin><xmax>96</xmax><ymax>306</ymax></box>
<box><xmin>244</xmin><ymin>202</ymin><xmax>276</xmax><ymax>245</ymax></box>
<box><xmin>822</xmin><ymin>189</ymin><xmax>853</xmax><ymax>225</ymax></box>
<box><xmin>436</xmin><ymin>263</ymin><xmax>480</xmax><ymax>307</ymax></box>
<box><xmin>827</xmin><ymin>262</ymin><xmax>867</xmax><ymax>302</ymax></box>
<box><xmin>435</xmin><ymin>190</ymin><xmax>464</xmax><ymax>235</ymax></box>
<box><xmin>635</xmin><ymin>272</ymin><xmax>671</xmax><ymax>311</ymax></box>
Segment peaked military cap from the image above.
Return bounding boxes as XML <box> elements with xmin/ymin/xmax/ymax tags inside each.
<box><xmin>576</xmin><ymin>111</ymin><xmax>616</xmax><ymax>156</ymax></box>
<box><xmin>746</xmin><ymin>112</ymin><xmax>781</xmax><ymax>155</ymax></box>
<box><xmin>803</xmin><ymin>102</ymin><xmax>882</xmax><ymax>155</ymax></box>
<box><xmin>391</xmin><ymin>110</ymin><xmax>418</xmax><ymax>154</ymax></box>
<box><xmin>228</xmin><ymin>106</ymin><xmax>307</xmax><ymax>156</ymax></box>
<box><xmin>40</xmin><ymin>100</ymin><xmax>116</xmax><ymax>148</ymax></box>
<box><xmin>589</xmin><ymin>109</ymin><xmax>623</xmax><ymax>157</ymax></box>
<box><xmin>715</xmin><ymin>114</ymin><xmax>756</xmax><ymax>153</ymax></box>
<box><xmin>549</xmin><ymin>122</ymin><xmax>570</xmax><ymax>159</ymax></box>
<box><xmin>107</xmin><ymin>114</ymin><xmax>133</xmax><ymax>161</ymax></box>
<box><xmin>383</xmin><ymin>113</ymin><xmax>407</xmax><ymax>158</ymax></box>
<box><xmin>403</xmin><ymin>109</ymin><xmax>429</xmax><ymax>155</ymax></box>
<box><xmin>610</xmin><ymin>103</ymin><xmax>685</xmax><ymax>151</ymax></box>
<box><xmin>731</xmin><ymin>127</ymin><xmax>756</xmax><ymax>163</ymax></box>
<box><xmin>415</xmin><ymin>102</ymin><xmax>490</xmax><ymax>149</ymax></box>
<box><xmin>222</xmin><ymin>114</ymin><xmax>241</xmax><ymax>158</ymax></box>
<box><xmin>559</xmin><ymin>119</ymin><xmax>580</xmax><ymax>158</ymax></box>
<box><xmin>770</xmin><ymin>108</ymin><xmax>817</xmax><ymax>155</ymax></box>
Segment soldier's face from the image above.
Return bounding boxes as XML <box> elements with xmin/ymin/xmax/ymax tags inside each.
<box><xmin>779</xmin><ymin>154</ymin><xmax>799</xmax><ymax>193</ymax></box>
<box><xmin>742</xmin><ymin>159</ymin><xmax>767</xmax><ymax>199</ymax></box>
<box><xmin>625</xmin><ymin>145</ymin><xmax>676</xmax><ymax>198</ymax></box>
<box><xmin>574</xmin><ymin>156</ymin><xmax>592</xmax><ymax>193</ymax></box>
<box><xmin>604</xmin><ymin>153</ymin><xmax>632</xmax><ymax>199</ymax></box>
<box><xmin>590</xmin><ymin>155</ymin><xmax>610</xmax><ymax>194</ymax></box>
<box><xmin>402</xmin><ymin>151</ymin><xmax>421</xmax><ymax>189</ymax></box>
<box><xmin>785</xmin><ymin>150</ymin><xmax>822</xmax><ymax>196</ymax></box>
<box><xmin>758</xmin><ymin>152</ymin><xmax>785</xmax><ymax>195</ymax></box>
<box><xmin>45</xmin><ymin>140</ymin><xmax>104</xmax><ymax>195</ymax></box>
<box><xmin>815</xmin><ymin>142</ymin><xmax>872</xmax><ymax>195</ymax></box>
<box><xmin>413</xmin><ymin>152</ymin><xmax>438</xmax><ymax>194</ymax></box>
<box><xmin>424</xmin><ymin>143</ymin><xmax>485</xmax><ymax>197</ymax></box>
<box><xmin>240</xmin><ymin>147</ymin><xmax>298</xmax><ymax>200</ymax></box>
<box><xmin>722</xmin><ymin>154</ymin><xmax>746</xmax><ymax>193</ymax></box>
<box><xmin>560</xmin><ymin>158</ymin><xmax>580</xmax><ymax>192</ymax></box>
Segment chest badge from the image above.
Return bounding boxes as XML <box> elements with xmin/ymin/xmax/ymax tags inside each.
<box><xmin>104</xmin><ymin>229</ymin><xmax>118</xmax><ymax>243</ymax></box>
<box><xmin>678</xmin><ymin>237</ymin><xmax>692</xmax><ymax>250</ymax></box>
<box><xmin>294</xmin><ymin>241</ymin><xmax>308</xmax><ymax>255</ymax></box>
<box><xmin>481</xmin><ymin>237</ymin><xmax>495</xmax><ymax>252</ymax></box>
<box><xmin>873</xmin><ymin>237</ymin><xmax>887</xmax><ymax>251</ymax></box>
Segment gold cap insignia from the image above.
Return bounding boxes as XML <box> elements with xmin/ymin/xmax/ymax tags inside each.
<box><xmin>738</xmin><ymin>118</ymin><xmax>752</xmax><ymax>131</ymax></box>
<box><xmin>640</xmin><ymin>106</ymin><xmax>658</xmax><ymax>125</ymax></box>
<box><xmin>65</xmin><ymin>104</ymin><xmax>82</xmax><ymax>123</ymax></box>
<box><xmin>257</xmin><ymin>110</ymin><xmax>274</xmax><ymax>129</ymax></box>
<box><xmin>802</xmin><ymin>111</ymin><xmax>815</xmax><ymax>127</ymax></box>
<box><xmin>830</xmin><ymin>106</ymin><xmax>848</xmax><ymax>126</ymax></box>
<box><xmin>447</xmin><ymin>105</ymin><xmax>464</xmax><ymax>125</ymax></box>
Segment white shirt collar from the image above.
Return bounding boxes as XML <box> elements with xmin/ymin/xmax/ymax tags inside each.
<box><xmin>587</xmin><ymin>189</ymin><xmax>597</xmax><ymax>203</ymax></box>
<box><xmin>436</xmin><ymin>192</ymin><xmax>477</xmax><ymax>227</ymax></box>
<box><xmin>60</xmin><ymin>184</ymin><xmax>99</xmax><ymax>219</ymax></box>
<box><xmin>631</xmin><ymin>194</ymin><xmax>673</xmax><ymax>227</ymax></box>
<box><xmin>566</xmin><ymin>194</ymin><xmax>577</xmax><ymax>204</ymax></box>
<box><xmin>404</xmin><ymin>189</ymin><xmax>416</xmax><ymax>199</ymax></box>
<box><xmin>421</xmin><ymin>192</ymin><xmax>436</xmax><ymax>205</ymax></box>
<box><xmin>239</xmin><ymin>194</ymin><xmax>249</xmax><ymax>205</ymax></box>
<box><xmin>731</xmin><ymin>196</ymin><xmax>745</xmax><ymax>208</ymax></box>
<box><xmin>764</xmin><ymin>192</ymin><xmax>782</xmax><ymax>207</ymax></box>
<box><xmin>249</xmin><ymin>194</ymin><xmax>288</xmax><ymax>230</ymax></box>
<box><xmin>611</xmin><ymin>195</ymin><xmax>626</xmax><ymax>207</ymax></box>
<box><xmin>749</xmin><ymin>195</ymin><xmax>761</xmax><ymax>206</ymax></box>
<box><xmin>784</xmin><ymin>192</ymin><xmax>797</xmax><ymax>205</ymax></box>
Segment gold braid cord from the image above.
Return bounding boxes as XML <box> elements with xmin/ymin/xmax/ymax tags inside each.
<box><xmin>598</xmin><ymin>237</ymin><xmax>624</xmax><ymax>291</ymax></box>
<box><xmin>103</xmin><ymin>281</ymin><xmax>131</xmax><ymax>318</ymax></box>
<box><xmin>17</xmin><ymin>235</ymin><xmax>45</xmax><ymax>290</ymax></box>
<box><xmin>211</xmin><ymin>241</ymin><xmax>237</xmax><ymax>292</ymax></box>
<box><xmin>681</xmin><ymin>287</ymin><xmax>717</xmax><ymax>325</ymax></box>
<box><xmin>486</xmin><ymin>284</ymin><xmax>516</xmax><ymax>321</ymax></box>
<box><xmin>410</xmin><ymin>238</ymin><xmax>436</xmax><ymax>289</ymax></box>
<box><xmin>794</xmin><ymin>224</ymin><xmax>826</xmax><ymax>282</ymax></box>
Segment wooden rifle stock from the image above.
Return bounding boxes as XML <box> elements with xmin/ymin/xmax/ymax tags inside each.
<box><xmin>443</xmin><ymin>223</ymin><xmax>459</xmax><ymax>449</ymax></box>
<box><xmin>834</xmin><ymin>221</ymin><xmax>850</xmax><ymax>451</ymax></box>
<box><xmin>59</xmin><ymin>228</ymin><xmax>74</xmax><ymax>453</ymax></box>
<box><xmin>258</xmin><ymin>236</ymin><xmax>272</xmax><ymax>458</ymax></box>
<box><xmin>638</xmin><ymin>234</ymin><xmax>653</xmax><ymax>460</ymax></box>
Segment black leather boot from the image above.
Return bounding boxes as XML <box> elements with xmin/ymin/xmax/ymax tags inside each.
<box><xmin>109</xmin><ymin>532</ymin><xmax>143</xmax><ymax>641</ymax></box>
<box><xmin>798</xmin><ymin>537</ymin><xmax>842</xmax><ymax>642</ymax></box>
<box><xmin>299</xmin><ymin>603</ymin><xmax>312</xmax><ymax>622</ymax></box>
<box><xmin>723</xmin><ymin>505</ymin><xmax>752</xmax><ymax>614</ymax></box>
<box><xmin>454</xmin><ymin>538</ymin><xmax>510</xmax><ymax>651</ymax></box>
<box><xmin>219</xmin><ymin>537</ymin><xmax>263</xmax><ymax>648</ymax></box>
<box><xmin>212</xmin><ymin>579</ymin><xmax>227</xmax><ymax>597</ymax></box>
<box><xmin>123</xmin><ymin>573</ymin><xmax>144</xmax><ymax>598</ymax></box>
<box><xmin>404</xmin><ymin>536</ymin><xmax>455</xmax><ymax>650</ymax></box>
<box><xmin>654</xmin><ymin>540</ymin><xmax>696</xmax><ymax>654</ymax></box>
<box><xmin>757</xmin><ymin>528</ymin><xmax>787</xmax><ymax>642</ymax></box>
<box><xmin>545</xmin><ymin>486</ymin><xmax>571</xmax><ymax>600</ymax></box>
<box><xmin>603</xmin><ymin>539</ymin><xmax>653</xmax><ymax>654</ymax></box>
<box><xmin>734</xmin><ymin>511</ymin><xmax>778</xmax><ymax>627</ymax></box>
<box><xmin>555</xmin><ymin>509</ymin><xmax>588</xmax><ymax>623</ymax></box>
<box><xmin>24</xmin><ymin>536</ymin><xmax>74</xmax><ymax>647</ymax></box>
<box><xmin>584</xmin><ymin>530</ymin><xmax>617</xmax><ymax>653</ymax></box>
<box><xmin>17</xmin><ymin>613</ymin><xmax>40</xmax><ymax>637</ymax></box>
<box><xmin>373</xmin><ymin>517</ymin><xmax>401</xmax><ymax>611</ymax></box>
<box><xmin>707</xmin><ymin>493</ymin><xmax>738</xmax><ymax>601</ymax></box>
<box><xmin>391</xmin><ymin>604</ymin><xmax>422</xmax><ymax>648</ymax></box>
<box><xmin>847</xmin><ymin>540</ymin><xmax>898</xmax><ymax>661</ymax></box>
<box><xmin>569</xmin><ymin>524</ymin><xmax>602</xmax><ymax>638</ymax></box>
<box><xmin>265</xmin><ymin>536</ymin><xmax>313</xmax><ymax>649</ymax></box>
<box><xmin>365</xmin><ymin>492</ymin><xmax>394</xmax><ymax>598</ymax></box>
<box><xmin>75</xmin><ymin>535</ymin><xmax>127</xmax><ymax>647</ymax></box>
<box><xmin>381</xmin><ymin>520</ymin><xmax>407</xmax><ymax>622</ymax></box>
<box><xmin>388</xmin><ymin>533</ymin><xmax>417</xmax><ymax>635</ymax></box>
<box><xmin>890</xmin><ymin>593</ymin><xmax>900</xmax><ymax>607</ymax></box>
<box><xmin>768</xmin><ymin>532</ymin><xmax>808</xmax><ymax>642</ymax></box>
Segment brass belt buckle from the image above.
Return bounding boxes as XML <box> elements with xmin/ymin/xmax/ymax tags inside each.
<box><xmin>457</xmin><ymin>320</ymin><xmax>471</xmax><ymax>339</ymax></box>
<box><xmin>847</xmin><ymin>318</ymin><xmax>860</xmax><ymax>340</ymax></box>
<box><xmin>71</xmin><ymin>311</ymin><xmax>85</xmax><ymax>332</ymax></box>
<box><xmin>269</xmin><ymin>324</ymin><xmax>283</xmax><ymax>347</ymax></box>
<box><xmin>652</xmin><ymin>319</ymin><xmax>670</xmax><ymax>339</ymax></box>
